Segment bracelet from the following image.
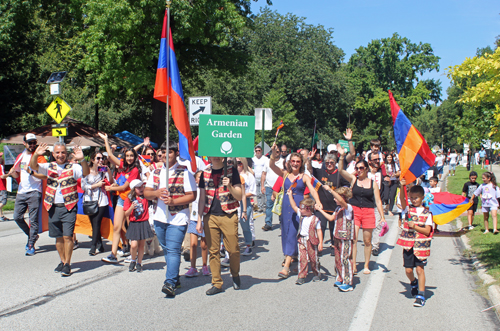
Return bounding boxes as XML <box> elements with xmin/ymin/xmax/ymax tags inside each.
<box><xmin>347</xmin><ymin>139</ymin><xmax>352</xmax><ymax>142</ymax></box>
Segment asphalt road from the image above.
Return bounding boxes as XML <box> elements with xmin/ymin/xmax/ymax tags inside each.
<box><xmin>0</xmin><ymin>210</ymin><xmax>498</xmax><ymax>330</ymax></box>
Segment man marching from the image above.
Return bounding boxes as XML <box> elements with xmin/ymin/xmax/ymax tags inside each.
<box><xmin>6</xmin><ymin>134</ymin><xmax>47</xmax><ymax>255</ymax></box>
<box><xmin>30</xmin><ymin>142</ymin><xmax>89</xmax><ymax>276</ymax></box>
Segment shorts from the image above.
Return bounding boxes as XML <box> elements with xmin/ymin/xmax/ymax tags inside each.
<box><xmin>352</xmin><ymin>205</ymin><xmax>376</xmax><ymax>229</ymax></box>
<box><xmin>187</xmin><ymin>220</ymin><xmax>205</xmax><ymax>237</ymax></box>
<box><xmin>117</xmin><ymin>196</ymin><xmax>125</xmax><ymax>208</ymax></box>
<box><xmin>0</xmin><ymin>190</ymin><xmax>7</xmax><ymax>206</ymax></box>
<box><xmin>468</xmin><ymin>202</ymin><xmax>478</xmax><ymax>213</ymax></box>
<box><xmin>482</xmin><ymin>206</ymin><xmax>498</xmax><ymax>213</ymax></box>
<box><xmin>450</xmin><ymin>163</ymin><xmax>457</xmax><ymax>170</ymax></box>
<box><xmin>48</xmin><ymin>205</ymin><xmax>77</xmax><ymax>238</ymax></box>
<box><xmin>481</xmin><ymin>157</ymin><xmax>486</xmax><ymax>163</ymax></box>
<box><xmin>403</xmin><ymin>248</ymin><xmax>428</xmax><ymax>268</ymax></box>
<box><xmin>437</xmin><ymin>166</ymin><xmax>444</xmax><ymax>175</ymax></box>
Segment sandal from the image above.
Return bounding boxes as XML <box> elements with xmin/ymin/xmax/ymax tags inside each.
<box><xmin>363</xmin><ymin>268</ymin><xmax>371</xmax><ymax>274</ymax></box>
<box><xmin>278</xmin><ymin>268</ymin><xmax>290</xmax><ymax>279</ymax></box>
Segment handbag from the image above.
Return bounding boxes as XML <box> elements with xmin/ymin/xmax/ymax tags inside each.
<box><xmin>83</xmin><ymin>175</ymin><xmax>102</xmax><ymax>216</ymax></box>
<box><xmin>272</xmin><ymin>175</ymin><xmax>286</xmax><ymax>216</ymax></box>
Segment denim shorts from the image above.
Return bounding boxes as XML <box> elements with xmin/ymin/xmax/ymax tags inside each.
<box><xmin>117</xmin><ymin>196</ymin><xmax>125</xmax><ymax>208</ymax></box>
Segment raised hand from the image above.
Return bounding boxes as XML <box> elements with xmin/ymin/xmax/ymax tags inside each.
<box><xmin>143</xmin><ymin>137</ymin><xmax>150</xmax><ymax>146</ymax></box>
<box><xmin>72</xmin><ymin>145</ymin><xmax>84</xmax><ymax>161</ymax></box>
<box><xmin>98</xmin><ymin>132</ymin><xmax>108</xmax><ymax>141</ymax></box>
<box><xmin>308</xmin><ymin>148</ymin><xmax>317</xmax><ymax>159</ymax></box>
<box><xmin>344</xmin><ymin>128</ymin><xmax>353</xmax><ymax>140</ymax></box>
<box><xmin>35</xmin><ymin>143</ymin><xmax>48</xmax><ymax>156</ymax></box>
<box><xmin>337</xmin><ymin>143</ymin><xmax>346</xmax><ymax>156</ymax></box>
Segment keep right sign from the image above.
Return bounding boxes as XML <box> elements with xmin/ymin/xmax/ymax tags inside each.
<box><xmin>189</xmin><ymin>96</ymin><xmax>212</xmax><ymax>126</ymax></box>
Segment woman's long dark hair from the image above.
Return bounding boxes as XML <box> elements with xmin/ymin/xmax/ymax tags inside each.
<box><xmin>385</xmin><ymin>153</ymin><xmax>396</xmax><ymax>168</ymax></box>
<box><xmin>120</xmin><ymin>148</ymin><xmax>141</xmax><ymax>175</ymax></box>
<box><xmin>89</xmin><ymin>152</ymin><xmax>103</xmax><ymax>168</ymax></box>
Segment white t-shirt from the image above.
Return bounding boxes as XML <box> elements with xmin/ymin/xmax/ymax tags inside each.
<box><xmin>252</xmin><ymin>156</ymin><xmax>269</xmax><ymax>180</ymax></box>
<box><xmin>146</xmin><ymin>162</ymin><xmax>196</xmax><ymax>225</ymax></box>
<box><xmin>368</xmin><ymin>171</ymin><xmax>382</xmax><ymax>189</ymax></box>
<box><xmin>385</xmin><ymin>163</ymin><xmax>400</xmax><ymax>180</ymax></box>
<box><xmin>140</xmin><ymin>162</ymin><xmax>150</xmax><ymax>182</ymax></box>
<box><xmin>297</xmin><ymin>209</ymin><xmax>321</xmax><ymax>237</ymax></box>
<box><xmin>449</xmin><ymin>153</ymin><xmax>458</xmax><ymax>165</ymax></box>
<box><xmin>81</xmin><ymin>173</ymin><xmax>110</xmax><ymax>207</ymax></box>
<box><xmin>241</xmin><ymin>172</ymin><xmax>256</xmax><ymax>196</ymax></box>
<box><xmin>474</xmin><ymin>184</ymin><xmax>500</xmax><ymax>207</ymax></box>
<box><xmin>262</xmin><ymin>160</ymin><xmax>280</xmax><ymax>188</ymax></box>
<box><xmin>435</xmin><ymin>155</ymin><xmax>444</xmax><ymax>167</ymax></box>
<box><xmin>429</xmin><ymin>187</ymin><xmax>441</xmax><ymax>193</ymax></box>
<box><xmin>38</xmin><ymin>163</ymin><xmax>83</xmax><ymax>203</ymax></box>
<box><xmin>311</xmin><ymin>160</ymin><xmax>322</xmax><ymax>169</ymax></box>
<box><xmin>15</xmin><ymin>152</ymin><xmax>43</xmax><ymax>194</ymax></box>
<box><xmin>346</xmin><ymin>160</ymin><xmax>356</xmax><ymax>174</ymax></box>
<box><xmin>402</xmin><ymin>206</ymin><xmax>434</xmax><ymax>226</ymax></box>
<box><xmin>190</xmin><ymin>188</ymin><xmax>200</xmax><ymax>222</ymax></box>
<box><xmin>177</xmin><ymin>156</ymin><xmax>207</xmax><ymax>174</ymax></box>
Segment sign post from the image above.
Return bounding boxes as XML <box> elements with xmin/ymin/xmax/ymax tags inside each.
<box><xmin>255</xmin><ymin>108</ymin><xmax>272</xmax><ymax>153</ymax></box>
<box><xmin>189</xmin><ymin>96</ymin><xmax>212</xmax><ymax>126</ymax></box>
<box><xmin>198</xmin><ymin>114</ymin><xmax>256</xmax><ymax>158</ymax></box>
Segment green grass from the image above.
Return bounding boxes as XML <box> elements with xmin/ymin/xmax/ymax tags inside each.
<box><xmin>447</xmin><ymin>164</ymin><xmax>500</xmax><ymax>282</ymax></box>
<box><xmin>3</xmin><ymin>200</ymin><xmax>14</xmax><ymax>211</ymax></box>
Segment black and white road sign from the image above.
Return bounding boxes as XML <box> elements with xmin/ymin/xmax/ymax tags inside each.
<box><xmin>189</xmin><ymin>96</ymin><xmax>212</xmax><ymax>126</ymax></box>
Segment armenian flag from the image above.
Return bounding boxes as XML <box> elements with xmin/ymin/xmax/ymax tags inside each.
<box><xmin>428</xmin><ymin>192</ymin><xmax>473</xmax><ymax>225</ymax></box>
<box><xmin>389</xmin><ymin>90</ymin><xmax>435</xmax><ymax>183</ymax></box>
<box><xmin>310</xmin><ymin>176</ymin><xmax>322</xmax><ymax>191</ymax></box>
<box><xmin>154</xmin><ymin>9</ymin><xmax>196</xmax><ymax>172</ymax></box>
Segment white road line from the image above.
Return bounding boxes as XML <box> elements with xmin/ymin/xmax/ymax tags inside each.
<box><xmin>348</xmin><ymin>218</ymin><xmax>400</xmax><ymax>331</ymax></box>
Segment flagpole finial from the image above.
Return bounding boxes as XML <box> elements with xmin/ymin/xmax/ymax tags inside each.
<box><xmin>166</xmin><ymin>0</ymin><xmax>171</xmax><ymax>8</ymax></box>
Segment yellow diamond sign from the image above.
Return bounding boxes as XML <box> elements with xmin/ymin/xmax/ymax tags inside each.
<box><xmin>46</xmin><ymin>97</ymin><xmax>71</xmax><ymax>124</ymax></box>
<box><xmin>52</xmin><ymin>127</ymin><xmax>67</xmax><ymax>137</ymax></box>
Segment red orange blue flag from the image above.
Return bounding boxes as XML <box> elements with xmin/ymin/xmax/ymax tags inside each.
<box><xmin>389</xmin><ymin>90</ymin><xmax>435</xmax><ymax>183</ymax></box>
<box><xmin>427</xmin><ymin>192</ymin><xmax>472</xmax><ymax>225</ymax></box>
<box><xmin>154</xmin><ymin>9</ymin><xmax>196</xmax><ymax>172</ymax></box>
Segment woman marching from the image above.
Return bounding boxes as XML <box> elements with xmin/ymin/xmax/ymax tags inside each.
<box><xmin>81</xmin><ymin>151</ymin><xmax>114</xmax><ymax>256</ymax></box>
<box><xmin>98</xmin><ymin>133</ymin><xmax>142</xmax><ymax>263</ymax></box>
<box><xmin>338</xmin><ymin>144</ymin><xmax>386</xmax><ymax>274</ymax></box>
<box><xmin>269</xmin><ymin>143</ymin><xmax>322</xmax><ymax>278</ymax></box>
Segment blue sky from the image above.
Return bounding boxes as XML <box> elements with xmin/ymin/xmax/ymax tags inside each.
<box><xmin>251</xmin><ymin>0</ymin><xmax>499</xmax><ymax>100</ymax></box>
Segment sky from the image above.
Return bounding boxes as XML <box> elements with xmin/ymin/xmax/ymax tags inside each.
<box><xmin>251</xmin><ymin>0</ymin><xmax>499</xmax><ymax>100</ymax></box>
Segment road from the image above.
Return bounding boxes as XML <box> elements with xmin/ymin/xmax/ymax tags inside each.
<box><xmin>0</xmin><ymin>209</ymin><xmax>498</xmax><ymax>330</ymax></box>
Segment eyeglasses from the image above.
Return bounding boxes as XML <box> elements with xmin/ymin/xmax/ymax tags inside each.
<box><xmin>281</xmin><ymin>150</ymin><xmax>288</xmax><ymax>153</ymax></box>
<box><xmin>355</xmin><ymin>166</ymin><xmax>366</xmax><ymax>171</ymax></box>
<box><xmin>146</xmin><ymin>153</ymin><xmax>154</xmax><ymax>156</ymax></box>
<box><xmin>27</xmin><ymin>141</ymin><xmax>37</xmax><ymax>145</ymax></box>
<box><xmin>325</xmin><ymin>162</ymin><xmax>335</xmax><ymax>165</ymax></box>
<box><xmin>370</xmin><ymin>159</ymin><xmax>379</xmax><ymax>162</ymax></box>
<box><xmin>255</xmin><ymin>149</ymin><xmax>262</xmax><ymax>152</ymax></box>
<box><xmin>95</xmin><ymin>157</ymin><xmax>103</xmax><ymax>161</ymax></box>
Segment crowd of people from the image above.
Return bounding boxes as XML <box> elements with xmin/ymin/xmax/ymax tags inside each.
<box><xmin>0</xmin><ymin>130</ymin><xmax>496</xmax><ymax>307</ymax></box>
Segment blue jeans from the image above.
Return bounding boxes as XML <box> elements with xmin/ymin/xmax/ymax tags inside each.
<box><xmin>265</xmin><ymin>187</ymin><xmax>274</xmax><ymax>227</ymax></box>
<box><xmin>154</xmin><ymin>221</ymin><xmax>187</xmax><ymax>287</ymax></box>
<box><xmin>239</xmin><ymin>197</ymin><xmax>253</xmax><ymax>245</ymax></box>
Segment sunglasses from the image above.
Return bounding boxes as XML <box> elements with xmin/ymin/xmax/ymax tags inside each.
<box><xmin>237</xmin><ymin>161</ymin><xmax>242</xmax><ymax>165</ymax></box>
<box><xmin>355</xmin><ymin>166</ymin><xmax>366</xmax><ymax>171</ymax></box>
<box><xmin>370</xmin><ymin>159</ymin><xmax>379</xmax><ymax>162</ymax></box>
<box><xmin>255</xmin><ymin>149</ymin><xmax>262</xmax><ymax>152</ymax></box>
<box><xmin>95</xmin><ymin>157</ymin><xmax>103</xmax><ymax>161</ymax></box>
<box><xmin>146</xmin><ymin>153</ymin><xmax>155</xmax><ymax>156</ymax></box>
<box><xmin>281</xmin><ymin>150</ymin><xmax>288</xmax><ymax>153</ymax></box>
<box><xmin>27</xmin><ymin>141</ymin><xmax>37</xmax><ymax>145</ymax></box>
<box><xmin>325</xmin><ymin>162</ymin><xmax>335</xmax><ymax>165</ymax></box>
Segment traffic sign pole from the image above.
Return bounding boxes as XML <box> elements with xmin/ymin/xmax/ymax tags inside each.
<box><xmin>261</xmin><ymin>111</ymin><xmax>265</xmax><ymax>154</ymax></box>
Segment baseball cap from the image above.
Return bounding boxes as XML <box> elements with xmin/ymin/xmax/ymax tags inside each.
<box><xmin>327</xmin><ymin>144</ymin><xmax>337</xmax><ymax>153</ymax></box>
<box><xmin>24</xmin><ymin>133</ymin><xmax>37</xmax><ymax>142</ymax></box>
<box><xmin>129</xmin><ymin>179</ymin><xmax>144</xmax><ymax>190</ymax></box>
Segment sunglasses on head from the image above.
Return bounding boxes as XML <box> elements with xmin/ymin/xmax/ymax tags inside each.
<box><xmin>355</xmin><ymin>166</ymin><xmax>366</xmax><ymax>171</ymax></box>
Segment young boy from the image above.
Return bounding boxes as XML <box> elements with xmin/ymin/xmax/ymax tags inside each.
<box><xmin>286</xmin><ymin>190</ymin><xmax>323</xmax><ymax>285</ymax></box>
<box><xmin>316</xmin><ymin>187</ymin><xmax>355</xmax><ymax>292</ymax></box>
<box><xmin>428</xmin><ymin>176</ymin><xmax>441</xmax><ymax>233</ymax></box>
<box><xmin>397</xmin><ymin>179</ymin><xmax>434</xmax><ymax>307</ymax></box>
<box><xmin>462</xmin><ymin>171</ymin><xmax>479</xmax><ymax>230</ymax></box>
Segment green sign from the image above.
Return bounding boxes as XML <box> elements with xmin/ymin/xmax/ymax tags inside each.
<box><xmin>199</xmin><ymin>114</ymin><xmax>256</xmax><ymax>157</ymax></box>
<box><xmin>338</xmin><ymin>139</ymin><xmax>355</xmax><ymax>150</ymax></box>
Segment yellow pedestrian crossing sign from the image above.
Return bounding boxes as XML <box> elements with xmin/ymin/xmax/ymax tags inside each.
<box><xmin>52</xmin><ymin>127</ymin><xmax>67</xmax><ymax>137</ymax></box>
<box><xmin>46</xmin><ymin>97</ymin><xmax>71</xmax><ymax>124</ymax></box>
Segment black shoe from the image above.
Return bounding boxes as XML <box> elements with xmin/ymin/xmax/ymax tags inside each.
<box><xmin>330</xmin><ymin>246</ymin><xmax>335</xmax><ymax>256</ymax></box>
<box><xmin>61</xmin><ymin>264</ymin><xmax>71</xmax><ymax>277</ymax></box>
<box><xmin>129</xmin><ymin>261</ymin><xmax>137</xmax><ymax>272</ymax></box>
<box><xmin>136</xmin><ymin>263</ymin><xmax>143</xmax><ymax>273</ymax></box>
<box><xmin>262</xmin><ymin>224</ymin><xmax>272</xmax><ymax>231</ymax></box>
<box><xmin>183</xmin><ymin>250</ymin><xmax>191</xmax><ymax>262</ymax></box>
<box><xmin>295</xmin><ymin>278</ymin><xmax>306</xmax><ymax>285</ymax></box>
<box><xmin>411</xmin><ymin>279</ymin><xmax>419</xmax><ymax>297</ymax></box>
<box><xmin>89</xmin><ymin>246</ymin><xmax>97</xmax><ymax>256</ymax></box>
<box><xmin>413</xmin><ymin>295</ymin><xmax>426</xmax><ymax>307</ymax></box>
<box><xmin>162</xmin><ymin>283</ymin><xmax>175</xmax><ymax>297</ymax></box>
<box><xmin>54</xmin><ymin>262</ymin><xmax>64</xmax><ymax>273</ymax></box>
<box><xmin>232</xmin><ymin>276</ymin><xmax>241</xmax><ymax>290</ymax></box>
<box><xmin>206</xmin><ymin>286</ymin><xmax>223</xmax><ymax>296</ymax></box>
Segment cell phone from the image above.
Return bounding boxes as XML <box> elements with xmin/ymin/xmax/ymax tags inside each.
<box><xmin>98</xmin><ymin>166</ymin><xmax>107</xmax><ymax>172</ymax></box>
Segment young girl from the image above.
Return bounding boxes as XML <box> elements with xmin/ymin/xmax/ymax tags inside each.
<box><xmin>286</xmin><ymin>191</ymin><xmax>323</xmax><ymax>285</ymax></box>
<box><xmin>471</xmin><ymin>172</ymin><xmax>500</xmax><ymax>234</ymax></box>
<box><xmin>317</xmin><ymin>187</ymin><xmax>355</xmax><ymax>292</ymax></box>
<box><xmin>185</xmin><ymin>171</ymin><xmax>210</xmax><ymax>277</ymax></box>
<box><xmin>99</xmin><ymin>132</ymin><xmax>142</xmax><ymax>263</ymax></box>
<box><xmin>124</xmin><ymin>179</ymin><xmax>153</xmax><ymax>272</ymax></box>
<box><xmin>0</xmin><ymin>156</ymin><xmax>9</xmax><ymax>222</ymax></box>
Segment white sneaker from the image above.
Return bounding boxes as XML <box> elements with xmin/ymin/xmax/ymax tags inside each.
<box><xmin>124</xmin><ymin>256</ymin><xmax>133</xmax><ymax>263</ymax></box>
<box><xmin>221</xmin><ymin>258</ymin><xmax>230</xmax><ymax>267</ymax></box>
<box><xmin>242</xmin><ymin>246</ymin><xmax>253</xmax><ymax>256</ymax></box>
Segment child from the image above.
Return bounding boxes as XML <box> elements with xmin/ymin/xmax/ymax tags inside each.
<box><xmin>397</xmin><ymin>179</ymin><xmax>434</xmax><ymax>307</ymax></box>
<box><xmin>124</xmin><ymin>179</ymin><xmax>154</xmax><ymax>272</ymax></box>
<box><xmin>317</xmin><ymin>187</ymin><xmax>355</xmax><ymax>292</ymax></box>
<box><xmin>462</xmin><ymin>171</ymin><xmax>479</xmax><ymax>230</ymax></box>
<box><xmin>185</xmin><ymin>171</ymin><xmax>210</xmax><ymax>277</ymax></box>
<box><xmin>0</xmin><ymin>156</ymin><xmax>9</xmax><ymax>221</ymax></box>
<box><xmin>286</xmin><ymin>190</ymin><xmax>323</xmax><ymax>285</ymax></box>
<box><xmin>396</xmin><ymin>181</ymin><xmax>415</xmax><ymax>228</ymax></box>
<box><xmin>471</xmin><ymin>172</ymin><xmax>500</xmax><ymax>234</ymax></box>
<box><xmin>428</xmin><ymin>177</ymin><xmax>441</xmax><ymax>233</ymax></box>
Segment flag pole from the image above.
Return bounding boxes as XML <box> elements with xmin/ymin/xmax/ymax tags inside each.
<box><xmin>311</xmin><ymin>120</ymin><xmax>317</xmax><ymax>150</ymax></box>
<box><xmin>165</xmin><ymin>0</ymin><xmax>171</xmax><ymax>184</ymax></box>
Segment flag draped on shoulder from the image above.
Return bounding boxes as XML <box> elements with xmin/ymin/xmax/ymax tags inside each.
<box><xmin>154</xmin><ymin>9</ymin><xmax>196</xmax><ymax>172</ymax></box>
<box><xmin>389</xmin><ymin>90</ymin><xmax>435</xmax><ymax>183</ymax></box>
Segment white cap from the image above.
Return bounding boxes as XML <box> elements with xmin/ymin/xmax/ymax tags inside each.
<box><xmin>129</xmin><ymin>179</ymin><xmax>144</xmax><ymax>190</ymax></box>
<box><xmin>24</xmin><ymin>133</ymin><xmax>37</xmax><ymax>142</ymax></box>
<box><xmin>327</xmin><ymin>144</ymin><xmax>337</xmax><ymax>153</ymax></box>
